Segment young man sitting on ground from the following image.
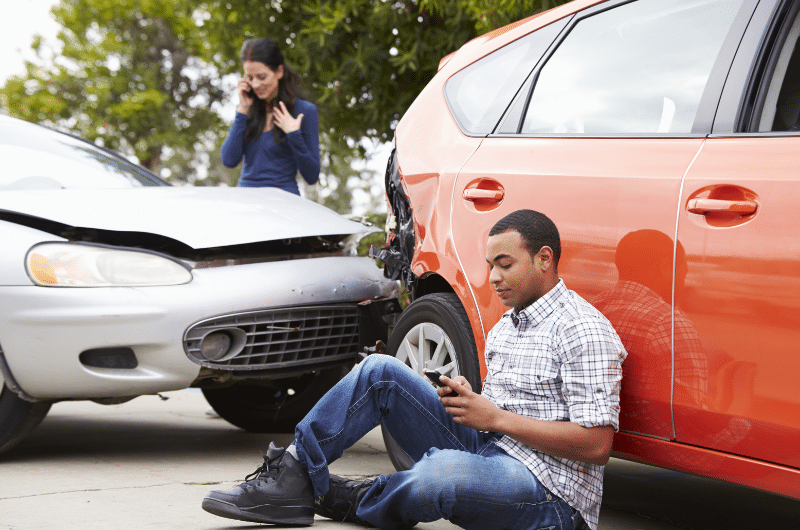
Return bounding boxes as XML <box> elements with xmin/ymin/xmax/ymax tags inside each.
<box><xmin>202</xmin><ymin>209</ymin><xmax>626</xmax><ymax>530</ymax></box>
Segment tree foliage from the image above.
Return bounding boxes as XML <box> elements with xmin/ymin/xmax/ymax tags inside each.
<box><xmin>1</xmin><ymin>0</ymin><xmax>225</xmax><ymax>173</ymax></box>
<box><xmin>201</xmin><ymin>0</ymin><xmax>566</xmax><ymax>147</ymax></box>
<box><xmin>1</xmin><ymin>0</ymin><xmax>568</xmax><ymax>207</ymax></box>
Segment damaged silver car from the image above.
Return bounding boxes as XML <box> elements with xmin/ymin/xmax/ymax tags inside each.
<box><xmin>0</xmin><ymin>115</ymin><xmax>400</xmax><ymax>454</ymax></box>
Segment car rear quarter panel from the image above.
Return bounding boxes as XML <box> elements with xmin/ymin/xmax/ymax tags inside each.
<box><xmin>394</xmin><ymin>60</ymin><xmax>485</xmax><ymax>353</ymax></box>
<box><xmin>394</xmin><ymin>0</ymin><xmax>605</xmax><ymax>359</ymax></box>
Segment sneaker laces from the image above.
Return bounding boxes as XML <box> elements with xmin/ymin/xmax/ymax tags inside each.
<box><xmin>244</xmin><ymin>453</ymin><xmax>282</xmax><ymax>483</ymax></box>
<box><xmin>320</xmin><ymin>477</ymin><xmax>373</xmax><ymax>525</ymax></box>
<box><xmin>331</xmin><ymin>478</ymin><xmax>364</xmax><ymax>503</ymax></box>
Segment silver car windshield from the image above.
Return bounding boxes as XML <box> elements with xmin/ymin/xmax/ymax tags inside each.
<box><xmin>0</xmin><ymin>121</ymin><xmax>165</xmax><ymax>189</ymax></box>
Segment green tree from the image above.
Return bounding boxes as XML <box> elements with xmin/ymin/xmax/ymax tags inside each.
<box><xmin>195</xmin><ymin>0</ymin><xmax>568</xmax><ymax>210</ymax></box>
<box><xmin>1</xmin><ymin>0</ymin><xmax>225</xmax><ymax>172</ymax></box>
<box><xmin>200</xmin><ymin>0</ymin><xmax>565</xmax><ymax>149</ymax></box>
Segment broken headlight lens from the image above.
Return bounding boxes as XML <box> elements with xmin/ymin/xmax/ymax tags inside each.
<box><xmin>26</xmin><ymin>243</ymin><xmax>192</xmax><ymax>287</ymax></box>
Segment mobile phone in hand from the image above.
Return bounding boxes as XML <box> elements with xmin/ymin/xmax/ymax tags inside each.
<box><xmin>424</xmin><ymin>369</ymin><xmax>458</xmax><ymax>397</ymax></box>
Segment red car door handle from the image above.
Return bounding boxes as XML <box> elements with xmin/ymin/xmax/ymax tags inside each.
<box><xmin>463</xmin><ymin>189</ymin><xmax>504</xmax><ymax>202</ymax></box>
<box><xmin>687</xmin><ymin>198</ymin><xmax>758</xmax><ymax>215</ymax></box>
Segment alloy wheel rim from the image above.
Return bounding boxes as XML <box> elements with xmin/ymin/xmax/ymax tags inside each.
<box><xmin>393</xmin><ymin>322</ymin><xmax>460</xmax><ymax>380</ymax></box>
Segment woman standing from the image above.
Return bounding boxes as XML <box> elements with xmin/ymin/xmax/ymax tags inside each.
<box><xmin>221</xmin><ymin>38</ymin><xmax>320</xmax><ymax>194</ymax></box>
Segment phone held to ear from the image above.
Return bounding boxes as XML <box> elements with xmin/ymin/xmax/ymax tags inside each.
<box><xmin>424</xmin><ymin>369</ymin><xmax>458</xmax><ymax>397</ymax></box>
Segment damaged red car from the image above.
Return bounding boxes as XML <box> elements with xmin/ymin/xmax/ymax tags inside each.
<box><xmin>372</xmin><ymin>0</ymin><xmax>800</xmax><ymax>501</ymax></box>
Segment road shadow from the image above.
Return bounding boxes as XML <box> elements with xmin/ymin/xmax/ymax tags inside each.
<box><xmin>2</xmin><ymin>396</ymin><xmax>294</xmax><ymax>463</ymax></box>
<box><xmin>603</xmin><ymin>459</ymin><xmax>800</xmax><ymax>530</ymax></box>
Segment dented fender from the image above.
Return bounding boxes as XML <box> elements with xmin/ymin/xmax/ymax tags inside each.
<box><xmin>370</xmin><ymin>149</ymin><xmax>417</xmax><ymax>292</ymax></box>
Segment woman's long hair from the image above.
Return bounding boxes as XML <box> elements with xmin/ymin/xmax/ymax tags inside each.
<box><xmin>240</xmin><ymin>38</ymin><xmax>303</xmax><ymax>145</ymax></box>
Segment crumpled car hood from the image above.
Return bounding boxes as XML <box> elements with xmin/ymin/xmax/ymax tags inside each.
<box><xmin>0</xmin><ymin>187</ymin><xmax>373</xmax><ymax>249</ymax></box>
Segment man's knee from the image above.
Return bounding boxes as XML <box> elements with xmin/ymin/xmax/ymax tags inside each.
<box><xmin>358</xmin><ymin>354</ymin><xmax>409</xmax><ymax>379</ymax></box>
<box><xmin>408</xmin><ymin>449</ymin><xmax>470</xmax><ymax>493</ymax></box>
<box><xmin>395</xmin><ymin>450</ymin><xmax>482</xmax><ymax>515</ymax></box>
<box><xmin>414</xmin><ymin>448</ymin><xmax>471</xmax><ymax>478</ymax></box>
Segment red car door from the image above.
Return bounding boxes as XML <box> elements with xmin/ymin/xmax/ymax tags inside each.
<box><xmin>448</xmin><ymin>0</ymin><xmax>753</xmax><ymax>439</ymax></box>
<box><xmin>454</xmin><ymin>138</ymin><xmax>699</xmax><ymax>440</ymax></box>
<box><xmin>672</xmin><ymin>1</ymin><xmax>800</xmax><ymax>471</ymax></box>
<box><xmin>674</xmin><ymin>138</ymin><xmax>800</xmax><ymax>470</ymax></box>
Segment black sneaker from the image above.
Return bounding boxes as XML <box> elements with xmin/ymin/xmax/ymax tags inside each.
<box><xmin>314</xmin><ymin>474</ymin><xmax>375</xmax><ymax>527</ymax></box>
<box><xmin>202</xmin><ymin>442</ymin><xmax>314</xmax><ymax>526</ymax></box>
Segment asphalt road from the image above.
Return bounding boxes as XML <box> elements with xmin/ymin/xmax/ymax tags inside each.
<box><xmin>1</xmin><ymin>390</ymin><xmax>798</xmax><ymax>530</ymax></box>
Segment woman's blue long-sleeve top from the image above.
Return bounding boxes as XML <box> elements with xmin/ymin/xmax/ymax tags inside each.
<box><xmin>220</xmin><ymin>99</ymin><xmax>320</xmax><ymax>194</ymax></box>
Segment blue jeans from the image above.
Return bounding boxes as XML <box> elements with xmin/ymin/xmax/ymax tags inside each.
<box><xmin>294</xmin><ymin>355</ymin><xmax>583</xmax><ymax>530</ymax></box>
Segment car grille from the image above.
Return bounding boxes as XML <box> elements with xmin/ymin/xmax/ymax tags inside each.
<box><xmin>184</xmin><ymin>304</ymin><xmax>360</xmax><ymax>371</ymax></box>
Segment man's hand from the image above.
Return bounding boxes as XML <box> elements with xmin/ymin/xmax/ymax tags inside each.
<box><xmin>437</xmin><ymin>374</ymin><xmax>614</xmax><ymax>465</ymax></box>
<box><xmin>437</xmin><ymin>375</ymin><xmax>501</xmax><ymax>432</ymax></box>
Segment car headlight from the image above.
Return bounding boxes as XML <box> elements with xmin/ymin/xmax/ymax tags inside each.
<box><xmin>26</xmin><ymin>243</ymin><xmax>192</xmax><ymax>287</ymax></box>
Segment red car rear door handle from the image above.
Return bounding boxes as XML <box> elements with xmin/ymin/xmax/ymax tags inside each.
<box><xmin>463</xmin><ymin>189</ymin><xmax>504</xmax><ymax>202</ymax></box>
<box><xmin>687</xmin><ymin>198</ymin><xmax>758</xmax><ymax>215</ymax></box>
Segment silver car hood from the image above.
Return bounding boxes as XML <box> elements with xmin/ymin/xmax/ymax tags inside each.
<box><xmin>0</xmin><ymin>187</ymin><xmax>374</xmax><ymax>249</ymax></box>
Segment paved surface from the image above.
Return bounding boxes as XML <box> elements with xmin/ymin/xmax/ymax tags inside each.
<box><xmin>1</xmin><ymin>389</ymin><xmax>798</xmax><ymax>530</ymax></box>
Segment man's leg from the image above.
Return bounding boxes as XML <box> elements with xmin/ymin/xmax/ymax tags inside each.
<box><xmin>357</xmin><ymin>444</ymin><xmax>580</xmax><ymax>530</ymax></box>
<box><xmin>294</xmin><ymin>354</ymin><xmax>484</xmax><ymax>497</ymax></box>
<box><xmin>203</xmin><ymin>354</ymin><xmax>482</xmax><ymax>525</ymax></box>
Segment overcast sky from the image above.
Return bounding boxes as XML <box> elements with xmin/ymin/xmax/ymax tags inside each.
<box><xmin>1</xmin><ymin>0</ymin><xmax>60</xmax><ymax>84</ymax></box>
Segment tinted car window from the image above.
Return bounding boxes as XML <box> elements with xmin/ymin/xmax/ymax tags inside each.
<box><xmin>522</xmin><ymin>0</ymin><xmax>745</xmax><ymax>135</ymax></box>
<box><xmin>0</xmin><ymin>119</ymin><xmax>165</xmax><ymax>189</ymax></box>
<box><xmin>757</xmin><ymin>9</ymin><xmax>800</xmax><ymax>131</ymax></box>
<box><xmin>444</xmin><ymin>18</ymin><xmax>567</xmax><ymax>136</ymax></box>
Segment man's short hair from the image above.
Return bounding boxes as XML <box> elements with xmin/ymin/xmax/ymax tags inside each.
<box><xmin>489</xmin><ymin>209</ymin><xmax>561</xmax><ymax>267</ymax></box>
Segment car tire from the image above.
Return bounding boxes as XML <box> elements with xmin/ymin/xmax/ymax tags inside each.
<box><xmin>202</xmin><ymin>365</ymin><xmax>350</xmax><ymax>433</ymax></box>
<box><xmin>380</xmin><ymin>293</ymin><xmax>481</xmax><ymax>471</ymax></box>
<box><xmin>0</xmin><ymin>372</ymin><xmax>51</xmax><ymax>455</ymax></box>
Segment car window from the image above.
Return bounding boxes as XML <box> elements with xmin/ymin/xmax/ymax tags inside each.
<box><xmin>756</xmin><ymin>8</ymin><xmax>800</xmax><ymax>131</ymax></box>
<box><xmin>0</xmin><ymin>122</ymin><xmax>165</xmax><ymax>189</ymax></box>
<box><xmin>522</xmin><ymin>0</ymin><xmax>746</xmax><ymax>135</ymax></box>
<box><xmin>444</xmin><ymin>18</ymin><xmax>568</xmax><ymax>136</ymax></box>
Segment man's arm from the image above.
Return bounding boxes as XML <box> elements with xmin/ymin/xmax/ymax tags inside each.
<box><xmin>438</xmin><ymin>376</ymin><xmax>614</xmax><ymax>466</ymax></box>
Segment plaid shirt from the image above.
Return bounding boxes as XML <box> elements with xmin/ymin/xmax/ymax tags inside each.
<box><xmin>482</xmin><ymin>280</ymin><xmax>626</xmax><ymax>530</ymax></box>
